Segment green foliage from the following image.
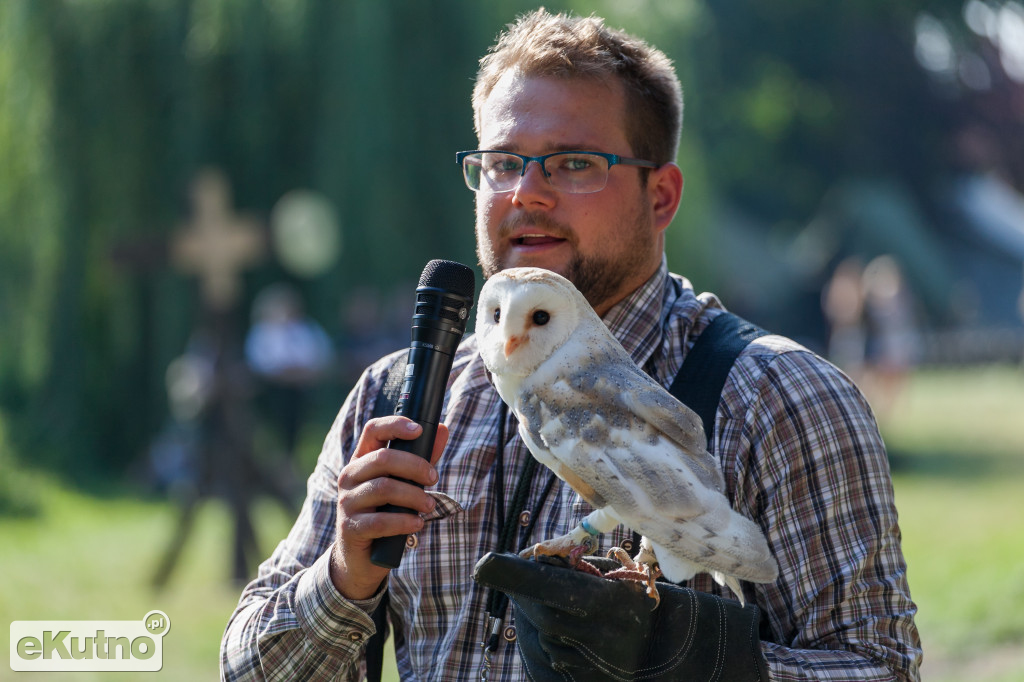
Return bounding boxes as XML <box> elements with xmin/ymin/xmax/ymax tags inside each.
<box><xmin>1</xmin><ymin>0</ymin><xmax>1020</xmax><ymax>480</ymax></box>
<box><xmin>0</xmin><ymin>0</ymin><xmax>575</xmax><ymax>476</ymax></box>
<box><xmin>0</xmin><ymin>2</ymin><xmax>63</xmax><ymax>397</ymax></box>
<box><xmin>0</xmin><ymin>411</ymin><xmax>43</xmax><ymax>517</ymax></box>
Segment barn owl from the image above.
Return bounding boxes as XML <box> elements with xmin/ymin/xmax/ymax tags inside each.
<box><xmin>475</xmin><ymin>267</ymin><xmax>778</xmax><ymax>605</ymax></box>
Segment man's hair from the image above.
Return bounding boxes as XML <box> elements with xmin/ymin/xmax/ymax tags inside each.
<box><xmin>472</xmin><ymin>9</ymin><xmax>683</xmax><ymax>166</ymax></box>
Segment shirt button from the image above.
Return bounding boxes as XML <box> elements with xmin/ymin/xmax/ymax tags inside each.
<box><xmin>406</xmin><ymin>534</ymin><xmax>418</xmax><ymax>550</ymax></box>
<box><xmin>348</xmin><ymin>632</ymin><xmax>363</xmax><ymax>642</ymax></box>
<box><xmin>518</xmin><ymin>510</ymin><xmax>531</xmax><ymax>527</ymax></box>
<box><xmin>620</xmin><ymin>539</ymin><xmax>634</xmax><ymax>553</ymax></box>
<box><xmin>503</xmin><ymin>626</ymin><xmax>517</xmax><ymax>642</ymax></box>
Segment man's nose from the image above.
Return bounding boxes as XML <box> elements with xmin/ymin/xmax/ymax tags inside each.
<box><xmin>512</xmin><ymin>160</ymin><xmax>556</xmax><ymax>207</ymax></box>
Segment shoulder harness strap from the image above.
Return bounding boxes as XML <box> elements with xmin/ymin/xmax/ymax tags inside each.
<box><xmin>668</xmin><ymin>311</ymin><xmax>767</xmax><ymax>447</ymax></box>
<box><xmin>629</xmin><ymin>310</ymin><xmax>767</xmax><ymax>578</ymax></box>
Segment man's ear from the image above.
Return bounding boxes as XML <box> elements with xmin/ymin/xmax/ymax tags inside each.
<box><xmin>648</xmin><ymin>162</ymin><xmax>684</xmax><ymax>232</ymax></box>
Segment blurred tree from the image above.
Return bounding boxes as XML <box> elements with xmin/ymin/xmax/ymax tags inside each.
<box><xmin>614</xmin><ymin>0</ymin><xmax>1022</xmax><ymax>343</ymax></box>
<box><xmin>0</xmin><ymin>0</ymin><xmax>572</xmax><ymax>479</ymax></box>
<box><xmin>0</xmin><ymin>2</ymin><xmax>62</xmax><ymax>429</ymax></box>
<box><xmin>2</xmin><ymin>0</ymin><xmax>1020</xmax><ymax>481</ymax></box>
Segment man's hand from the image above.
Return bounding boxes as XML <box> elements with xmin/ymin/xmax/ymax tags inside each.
<box><xmin>474</xmin><ymin>552</ymin><xmax>769</xmax><ymax>682</ymax></box>
<box><xmin>330</xmin><ymin>416</ymin><xmax>449</xmax><ymax>600</ymax></box>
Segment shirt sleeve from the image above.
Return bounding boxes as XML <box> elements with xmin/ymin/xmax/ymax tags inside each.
<box><xmin>716</xmin><ymin>347</ymin><xmax>922</xmax><ymax>681</ymax></box>
<box><xmin>219</xmin><ymin>367</ymin><xmax>386</xmax><ymax>681</ymax></box>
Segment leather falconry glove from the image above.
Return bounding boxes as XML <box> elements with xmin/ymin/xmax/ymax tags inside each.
<box><xmin>473</xmin><ymin>552</ymin><xmax>769</xmax><ymax>682</ymax></box>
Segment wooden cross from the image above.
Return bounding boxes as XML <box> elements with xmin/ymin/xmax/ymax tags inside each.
<box><xmin>172</xmin><ymin>169</ymin><xmax>265</xmax><ymax>312</ymax></box>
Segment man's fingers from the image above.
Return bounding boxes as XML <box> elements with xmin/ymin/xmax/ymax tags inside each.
<box><xmin>330</xmin><ymin>418</ymin><xmax>449</xmax><ymax>601</ymax></box>
<box><xmin>343</xmin><ymin>505</ymin><xmax>426</xmax><ymax>541</ymax></box>
<box><xmin>431</xmin><ymin>423</ymin><xmax>450</xmax><ymax>466</ymax></box>
<box><xmin>352</xmin><ymin>415</ymin><xmax>423</xmax><ymax>457</ymax></box>
<box><xmin>343</xmin><ymin>475</ymin><xmax>437</xmax><ymax>516</ymax></box>
<box><xmin>346</xmin><ymin>416</ymin><xmax>448</xmax><ymax>486</ymax></box>
<box><xmin>340</xmin><ymin>445</ymin><xmax>439</xmax><ymax>492</ymax></box>
<box><xmin>335</xmin><ymin>415</ymin><xmax>448</xmax><ymax>549</ymax></box>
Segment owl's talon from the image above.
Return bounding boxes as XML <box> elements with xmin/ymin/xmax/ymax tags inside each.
<box><xmin>568</xmin><ymin>544</ymin><xmax>589</xmax><ymax>564</ymax></box>
<box><xmin>574</xmin><ymin>559</ymin><xmax>604</xmax><ymax>577</ymax></box>
<box><xmin>519</xmin><ymin>533</ymin><xmax>596</xmax><ymax>566</ymax></box>
<box><xmin>643</xmin><ymin>565</ymin><xmax>663</xmax><ymax>608</ymax></box>
<box><xmin>607</xmin><ymin>547</ymin><xmax>637</xmax><ymax>570</ymax></box>
<box><xmin>603</xmin><ymin>545</ymin><xmax>663</xmax><ymax>608</ymax></box>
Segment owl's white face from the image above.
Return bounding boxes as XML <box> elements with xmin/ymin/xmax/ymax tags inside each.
<box><xmin>476</xmin><ymin>269</ymin><xmax>582</xmax><ymax>380</ymax></box>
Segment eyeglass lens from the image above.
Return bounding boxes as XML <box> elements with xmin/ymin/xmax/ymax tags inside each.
<box><xmin>463</xmin><ymin>152</ymin><xmax>610</xmax><ymax>194</ymax></box>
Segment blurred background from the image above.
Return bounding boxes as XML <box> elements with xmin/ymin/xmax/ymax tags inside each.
<box><xmin>1</xmin><ymin>0</ymin><xmax>1022</xmax><ymax>680</ymax></box>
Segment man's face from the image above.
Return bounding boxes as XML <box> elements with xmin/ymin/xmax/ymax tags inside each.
<box><xmin>474</xmin><ymin>72</ymin><xmax>675</xmax><ymax>316</ymax></box>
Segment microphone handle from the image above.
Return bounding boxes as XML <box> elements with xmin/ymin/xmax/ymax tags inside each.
<box><xmin>370</xmin><ymin>420</ymin><xmax>438</xmax><ymax>569</ymax></box>
<box><xmin>367</xmin><ymin>266</ymin><xmax>475</xmax><ymax>570</ymax></box>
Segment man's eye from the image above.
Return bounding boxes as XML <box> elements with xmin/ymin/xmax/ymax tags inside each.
<box><xmin>563</xmin><ymin>157</ymin><xmax>592</xmax><ymax>171</ymax></box>
<box><xmin>488</xmin><ymin>157</ymin><xmax>521</xmax><ymax>173</ymax></box>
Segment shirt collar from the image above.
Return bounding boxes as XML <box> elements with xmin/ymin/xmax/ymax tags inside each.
<box><xmin>601</xmin><ymin>256</ymin><xmax>673</xmax><ymax>370</ymax></box>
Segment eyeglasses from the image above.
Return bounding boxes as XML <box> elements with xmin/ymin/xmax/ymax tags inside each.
<box><xmin>456</xmin><ymin>150</ymin><xmax>659</xmax><ymax>194</ymax></box>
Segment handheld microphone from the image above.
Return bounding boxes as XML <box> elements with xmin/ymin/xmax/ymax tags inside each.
<box><xmin>370</xmin><ymin>259</ymin><xmax>476</xmax><ymax>569</ymax></box>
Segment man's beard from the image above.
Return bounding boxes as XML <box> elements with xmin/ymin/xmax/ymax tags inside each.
<box><xmin>477</xmin><ymin>207</ymin><xmax>654</xmax><ymax>312</ymax></box>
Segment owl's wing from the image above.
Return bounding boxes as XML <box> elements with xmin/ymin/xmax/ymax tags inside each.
<box><xmin>606</xmin><ymin>362</ymin><xmax>723</xmax><ymax>490</ymax></box>
<box><xmin>516</xmin><ymin>354</ymin><xmax>777</xmax><ymax>584</ymax></box>
<box><xmin>546</xmin><ymin>356</ymin><xmax>723</xmax><ymax>494</ymax></box>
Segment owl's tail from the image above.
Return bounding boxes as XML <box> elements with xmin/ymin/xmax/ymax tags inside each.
<box><xmin>651</xmin><ymin>508</ymin><xmax>779</xmax><ymax>591</ymax></box>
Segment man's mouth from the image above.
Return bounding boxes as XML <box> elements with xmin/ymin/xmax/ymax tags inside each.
<box><xmin>513</xmin><ymin>234</ymin><xmax>566</xmax><ymax>246</ymax></box>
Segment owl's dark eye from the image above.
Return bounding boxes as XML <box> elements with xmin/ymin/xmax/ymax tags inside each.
<box><xmin>532</xmin><ymin>310</ymin><xmax>550</xmax><ymax>326</ymax></box>
<box><xmin>493</xmin><ymin>308</ymin><xmax>501</xmax><ymax>323</ymax></box>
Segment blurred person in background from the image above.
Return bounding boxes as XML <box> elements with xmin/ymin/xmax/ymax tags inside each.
<box><xmin>822</xmin><ymin>254</ymin><xmax>921</xmax><ymax>421</ymax></box>
<box><xmin>823</xmin><ymin>255</ymin><xmax>868</xmax><ymax>383</ymax></box>
<box><xmin>245</xmin><ymin>283</ymin><xmax>334</xmax><ymax>466</ymax></box>
<box><xmin>861</xmin><ymin>255</ymin><xmax>920</xmax><ymax>421</ymax></box>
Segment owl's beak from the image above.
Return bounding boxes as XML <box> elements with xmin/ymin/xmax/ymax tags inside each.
<box><xmin>504</xmin><ymin>335</ymin><xmax>524</xmax><ymax>358</ymax></box>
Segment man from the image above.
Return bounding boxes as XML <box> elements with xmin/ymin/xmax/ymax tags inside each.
<box><xmin>221</xmin><ymin>9</ymin><xmax>921</xmax><ymax>680</ymax></box>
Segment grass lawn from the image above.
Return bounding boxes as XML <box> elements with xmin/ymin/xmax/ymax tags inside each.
<box><xmin>2</xmin><ymin>366</ymin><xmax>1023</xmax><ymax>681</ymax></box>
<box><xmin>879</xmin><ymin>366</ymin><xmax>1024</xmax><ymax>681</ymax></box>
<box><xmin>0</xmin><ymin>482</ymin><xmax>295</xmax><ymax>681</ymax></box>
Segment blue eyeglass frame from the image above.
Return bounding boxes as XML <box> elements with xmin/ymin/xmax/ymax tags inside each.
<box><xmin>455</xmin><ymin>149</ymin><xmax>659</xmax><ymax>189</ymax></box>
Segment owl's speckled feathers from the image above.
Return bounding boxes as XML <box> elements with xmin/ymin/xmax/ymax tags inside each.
<box><xmin>476</xmin><ymin>267</ymin><xmax>778</xmax><ymax>601</ymax></box>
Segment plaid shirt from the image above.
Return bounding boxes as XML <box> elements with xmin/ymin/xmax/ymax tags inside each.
<box><xmin>221</xmin><ymin>261</ymin><xmax>921</xmax><ymax>681</ymax></box>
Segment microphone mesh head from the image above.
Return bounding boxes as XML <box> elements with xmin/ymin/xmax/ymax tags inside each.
<box><xmin>419</xmin><ymin>260</ymin><xmax>476</xmax><ymax>298</ymax></box>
